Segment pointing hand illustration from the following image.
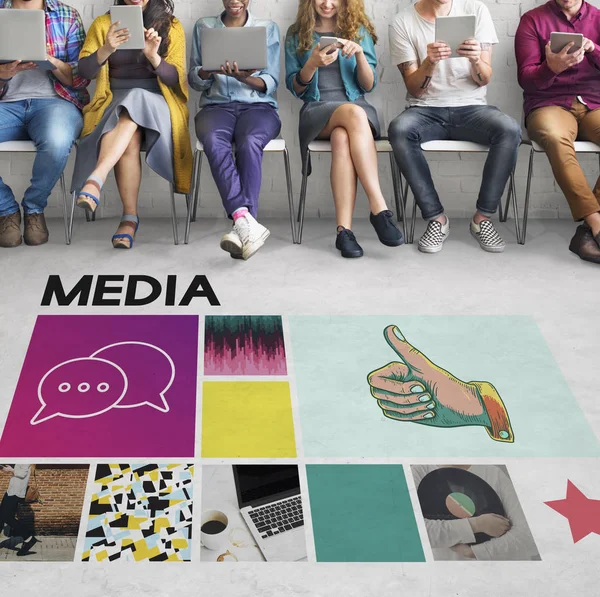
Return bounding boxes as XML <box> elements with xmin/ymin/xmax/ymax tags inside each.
<box><xmin>367</xmin><ymin>326</ymin><xmax>513</xmax><ymax>442</ymax></box>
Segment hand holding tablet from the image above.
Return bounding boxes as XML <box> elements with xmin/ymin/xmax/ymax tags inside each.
<box><xmin>109</xmin><ymin>5</ymin><xmax>145</xmax><ymax>51</ymax></box>
<box><xmin>545</xmin><ymin>33</ymin><xmax>586</xmax><ymax>75</ymax></box>
<box><xmin>434</xmin><ymin>15</ymin><xmax>477</xmax><ymax>58</ymax></box>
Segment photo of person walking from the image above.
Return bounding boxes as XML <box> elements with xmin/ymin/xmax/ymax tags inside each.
<box><xmin>0</xmin><ymin>464</ymin><xmax>39</xmax><ymax>556</ymax></box>
<box><xmin>0</xmin><ymin>464</ymin><xmax>89</xmax><ymax>561</ymax></box>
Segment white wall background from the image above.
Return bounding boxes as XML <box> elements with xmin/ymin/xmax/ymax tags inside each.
<box><xmin>2</xmin><ymin>0</ymin><xmax>599</xmax><ymax>221</ymax></box>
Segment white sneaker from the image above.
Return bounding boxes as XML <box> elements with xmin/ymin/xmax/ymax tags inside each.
<box><xmin>470</xmin><ymin>218</ymin><xmax>506</xmax><ymax>253</ymax></box>
<box><xmin>233</xmin><ymin>213</ymin><xmax>270</xmax><ymax>260</ymax></box>
<box><xmin>418</xmin><ymin>216</ymin><xmax>450</xmax><ymax>253</ymax></box>
<box><xmin>220</xmin><ymin>228</ymin><xmax>243</xmax><ymax>259</ymax></box>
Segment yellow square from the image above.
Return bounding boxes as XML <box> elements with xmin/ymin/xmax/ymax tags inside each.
<box><xmin>202</xmin><ymin>382</ymin><xmax>297</xmax><ymax>457</ymax></box>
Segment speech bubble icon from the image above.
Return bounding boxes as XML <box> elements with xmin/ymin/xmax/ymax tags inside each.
<box><xmin>90</xmin><ymin>342</ymin><xmax>175</xmax><ymax>413</ymax></box>
<box><xmin>31</xmin><ymin>357</ymin><xmax>128</xmax><ymax>426</ymax></box>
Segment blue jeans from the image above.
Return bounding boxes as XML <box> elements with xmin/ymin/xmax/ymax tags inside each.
<box><xmin>0</xmin><ymin>99</ymin><xmax>82</xmax><ymax>217</ymax></box>
<box><xmin>388</xmin><ymin>105</ymin><xmax>521</xmax><ymax>220</ymax></box>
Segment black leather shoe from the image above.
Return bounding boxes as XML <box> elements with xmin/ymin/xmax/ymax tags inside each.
<box><xmin>569</xmin><ymin>224</ymin><xmax>600</xmax><ymax>264</ymax></box>
<box><xmin>369</xmin><ymin>210</ymin><xmax>404</xmax><ymax>246</ymax></box>
<box><xmin>335</xmin><ymin>227</ymin><xmax>363</xmax><ymax>258</ymax></box>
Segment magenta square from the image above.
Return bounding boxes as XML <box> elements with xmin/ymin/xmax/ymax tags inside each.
<box><xmin>0</xmin><ymin>315</ymin><xmax>198</xmax><ymax>458</ymax></box>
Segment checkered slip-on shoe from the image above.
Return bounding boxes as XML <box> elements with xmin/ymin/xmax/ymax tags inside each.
<box><xmin>470</xmin><ymin>219</ymin><xmax>506</xmax><ymax>253</ymax></box>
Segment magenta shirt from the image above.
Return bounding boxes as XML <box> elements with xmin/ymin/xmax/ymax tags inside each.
<box><xmin>515</xmin><ymin>0</ymin><xmax>600</xmax><ymax>117</ymax></box>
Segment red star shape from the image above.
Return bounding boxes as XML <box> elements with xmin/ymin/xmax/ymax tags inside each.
<box><xmin>545</xmin><ymin>480</ymin><xmax>600</xmax><ymax>543</ymax></box>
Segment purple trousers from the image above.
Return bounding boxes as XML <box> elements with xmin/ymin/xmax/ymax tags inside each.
<box><xmin>195</xmin><ymin>102</ymin><xmax>281</xmax><ymax>218</ymax></box>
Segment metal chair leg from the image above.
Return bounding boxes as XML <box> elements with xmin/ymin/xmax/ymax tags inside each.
<box><xmin>521</xmin><ymin>147</ymin><xmax>534</xmax><ymax>245</ymax></box>
<box><xmin>406</xmin><ymin>181</ymin><xmax>416</xmax><ymax>244</ymax></box>
<box><xmin>68</xmin><ymin>190</ymin><xmax>77</xmax><ymax>244</ymax></box>
<box><xmin>509</xmin><ymin>171</ymin><xmax>522</xmax><ymax>244</ymax></box>
<box><xmin>283</xmin><ymin>147</ymin><xmax>297</xmax><ymax>244</ymax></box>
<box><xmin>184</xmin><ymin>192</ymin><xmax>191</xmax><ymax>245</ymax></box>
<box><xmin>170</xmin><ymin>184</ymin><xmax>179</xmax><ymax>245</ymax></box>
<box><xmin>191</xmin><ymin>151</ymin><xmax>202</xmax><ymax>223</ymax></box>
<box><xmin>59</xmin><ymin>174</ymin><xmax>70</xmax><ymax>245</ymax></box>
<box><xmin>297</xmin><ymin>158</ymin><xmax>309</xmax><ymax>244</ymax></box>
<box><xmin>389</xmin><ymin>154</ymin><xmax>407</xmax><ymax>242</ymax></box>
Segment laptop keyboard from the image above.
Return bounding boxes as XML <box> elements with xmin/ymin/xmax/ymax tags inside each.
<box><xmin>248</xmin><ymin>495</ymin><xmax>304</xmax><ymax>539</ymax></box>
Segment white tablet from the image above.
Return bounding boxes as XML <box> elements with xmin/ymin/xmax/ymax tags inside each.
<box><xmin>110</xmin><ymin>5</ymin><xmax>145</xmax><ymax>51</ymax></box>
<box><xmin>550</xmin><ymin>32</ymin><xmax>583</xmax><ymax>54</ymax></box>
<box><xmin>434</xmin><ymin>15</ymin><xmax>477</xmax><ymax>58</ymax></box>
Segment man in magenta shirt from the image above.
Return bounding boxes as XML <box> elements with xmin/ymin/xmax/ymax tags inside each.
<box><xmin>516</xmin><ymin>0</ymin><xmax>600</xmax><ymax>264</ymax></box>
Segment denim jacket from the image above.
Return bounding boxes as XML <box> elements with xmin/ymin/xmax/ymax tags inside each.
<box><xmin>188</xmin><ymin>12</ymin><xmax>280</xmax><ymax>109</ymax></box>
<box><xmin>284</xmin><ymin>26</ymin><xmax>378</xmax><ymax>102</ymax></box>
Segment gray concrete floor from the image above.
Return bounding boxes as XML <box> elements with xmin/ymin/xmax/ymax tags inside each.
<box><xmin>0</xmin><ymin>216</ymin><xmax>598</xmax><ymax>594</ymax></box>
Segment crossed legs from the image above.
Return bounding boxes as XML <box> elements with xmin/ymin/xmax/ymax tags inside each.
<box><xmin>78</xmin><ymin>111</ymin><xmax>142</xmax><ymax>245</ymax></box>
<box><xmin>318</xmin><ymin>104</ymin><xmax>388</xmax><ymax>229</ymax></box>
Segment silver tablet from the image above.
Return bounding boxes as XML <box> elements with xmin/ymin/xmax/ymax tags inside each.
<box><xmin>110</xmin><ymin>5</ymin><xmax>145</xmax><ymax>51</ymax></box>
<box><xmin>201</xmin><ymin>27</ymin><xmax>267</xmax><ymax>72</ymax></box>
<box><xmin>434</xmin><ymin>15</ymin><xmax>477</xmax><ymax>58</ymax></box>
<box><xmin>0</xmin><ymin>8</ymin><xmax>56</xmax><ymax>69</ymax></box>
<box><xmin>550</xmin><ymin>32</ymin><xmax>583</xmax><ymax>54</ymax></box>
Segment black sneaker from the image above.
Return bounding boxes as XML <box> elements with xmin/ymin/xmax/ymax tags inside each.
<box><xmin>335</xmin><ymin>227</ymin><xmax>363</xmax><ymax>258</ymax></box>
<box><xmin>369</xmin><ymin>210</ymin><xmax>404</xmax><ymax>246</ymax></box>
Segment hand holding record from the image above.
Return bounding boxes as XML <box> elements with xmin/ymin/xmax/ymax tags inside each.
<box><xmin>367</xmin><ymin>326</ymin><xmax>513</xmax><ymax>442</ymax></box>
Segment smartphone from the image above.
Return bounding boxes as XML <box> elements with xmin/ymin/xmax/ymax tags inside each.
<box><xmin>319</xmin><ymin>36</ymin><xmax>339</xmax><ymax>54</ymax></box>
<box><xmin>109</xmin><ymin>5</ymin><xmax>145</xmax><ymax>51</ymax></box>
<box><xmin>550</xmin><ymin>32</ymin><xmax>583</xmax><ymax>54</ymax></box>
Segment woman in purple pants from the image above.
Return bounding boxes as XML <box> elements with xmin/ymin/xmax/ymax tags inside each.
<box><xmin>189</xmin><ymin>0</ymin><xmax>281</xmax><ymax>260</ymax></box>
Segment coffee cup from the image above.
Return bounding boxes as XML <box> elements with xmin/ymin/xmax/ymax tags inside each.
<box><xmin>201</xmin><ymin>510</ymin><xmax>229</xmax><ymax>551</ymax></box>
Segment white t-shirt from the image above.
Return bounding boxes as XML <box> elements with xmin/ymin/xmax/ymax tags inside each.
<box><xmin>412</xmin><ymin>465</ymin><xmax>539</xmax><ymax>561</ymax></box>
<box><xmin>389</xmin><ymin>0</ymin><xmax>498</xmax><ymax>107</ymax></box>
<box><xmin>7</xmin><ymin>464</ymin><xmax>32</xmax><ymax>499</ymax></box>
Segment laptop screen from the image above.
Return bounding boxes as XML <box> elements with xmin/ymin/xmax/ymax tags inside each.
<box><xmin>233</xmin><ymin>465</ymin><xmax>300</xmax><ymax>508</ymax></box>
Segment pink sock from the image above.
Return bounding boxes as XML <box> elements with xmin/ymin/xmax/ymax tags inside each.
<box><xmin>232</xmin><ymin>208</ymin><xmax>249</xmax><ymax>222</ymax></box>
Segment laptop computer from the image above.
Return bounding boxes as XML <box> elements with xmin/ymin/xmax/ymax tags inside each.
<box><xmin>233</xmin><ymin>464</ymin><xmax>306</xmax><ymax>562</ymax></box>
<box><xmin>200</xmin><ymin>27</ymin><xmax>267</xmax><ymax>72</ymax></box>
<box><xmin>0</xmin><ymin>9</ymin><xmax>55</xmax><ymax>70</ymax></box>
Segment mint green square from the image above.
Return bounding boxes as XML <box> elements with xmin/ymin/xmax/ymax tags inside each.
<box><xmin>306</xmin><ymin>464</ymin><xmax>425</xmax><ymax>562</ymax></box>
<box><xmin>290</xmin><ymin>316</ymin><xmax>600</xmax><ymax>457</ymax></box>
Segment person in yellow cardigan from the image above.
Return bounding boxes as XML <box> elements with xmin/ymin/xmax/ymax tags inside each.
<box><xmin>70</xmin><ymin>0</ymin><xmax>192</xmax><ymax>249</ymax></box>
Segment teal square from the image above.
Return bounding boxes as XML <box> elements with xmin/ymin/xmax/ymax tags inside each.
<box><xmin>290</xmin><ymin>316</ymin><xmax>600</xmax><ymax>457</ymax></box>
<box><xmin>306</xmin><ymin>464</ymin><xmax>425</xmax><ymax>562</ymax></box>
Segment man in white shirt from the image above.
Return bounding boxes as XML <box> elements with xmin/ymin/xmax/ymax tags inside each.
<box><xmin>412</xmin><ymin>464</ymin><xmax>540</xmax><ymax>561</ymax></box>
<box><xmin>0</xmin><ymin>464</ymin><xmax>39</xmax><ymax>556</ymax></box>
<box><xmin>388</xmin><ymin>0</ymin><xmax>521</xmax><ymax>254</ymax></box>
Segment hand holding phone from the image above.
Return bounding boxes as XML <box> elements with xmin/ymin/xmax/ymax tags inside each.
<box><xmin>307</xmin><ymin>41</ymin><xmax>339</xmax><ymax>69</ymax></box>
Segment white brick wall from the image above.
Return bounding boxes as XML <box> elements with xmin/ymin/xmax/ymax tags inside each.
<box><xmin>4</xmin><ymin>0</ymin><xmax>600</xmax><ymax>220</ymax></box>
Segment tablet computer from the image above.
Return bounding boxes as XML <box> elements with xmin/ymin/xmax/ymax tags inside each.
<box><xmin>110</xmin><ymin>5</ymin><xmax>145</xmax><ymax>51</ymax></box>
<box><xmin>550</xmin><ymin>32</ymin><xmax>583</xmax><ymax>54</ymax></box>
<box><xmin>434</xmin><ymin>15</ymin><xmax>477</xmax><ymax>58</ymax></box>
<box><xmin>201</xmin><ymin>27</ymin><xmax>267</xmax><ymax>72</ymax></box>
<box><xmin>0</xmin><ymin>9</ymin><xmax>56</xmax><ymax>70</ymax></box>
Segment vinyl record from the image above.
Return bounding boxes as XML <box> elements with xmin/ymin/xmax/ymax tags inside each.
<box><xmin>417</xmin><ymin>467</ymin><xmax>505</xmax><ymax>544</ymax></box>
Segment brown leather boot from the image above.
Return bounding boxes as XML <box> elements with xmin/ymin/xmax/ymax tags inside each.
<box><xmin>24</xmin><ymin>213</ymin><xmax>49</xmax><ymax>246</ymax></box>
<box><xmin>569</xmin><ymin>224</ymin><xmax>600</xmax><ymax>264</ymax></box>
<box><xmin>0</xmin><ymin>211</ymin><xmax>22</xmax><ymax>248</ymax></box>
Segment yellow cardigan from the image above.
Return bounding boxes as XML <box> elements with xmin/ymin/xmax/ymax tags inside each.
<box><xmin>80</xmin><ymin>15</ymin><xmax>192</xmax><ymax>194</ymax></box>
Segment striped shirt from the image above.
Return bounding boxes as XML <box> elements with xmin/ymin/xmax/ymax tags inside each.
<box><xmin>0</xmin><ymin>0</ymin><xmax>90</xmax><ymax>108</ymax></box>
